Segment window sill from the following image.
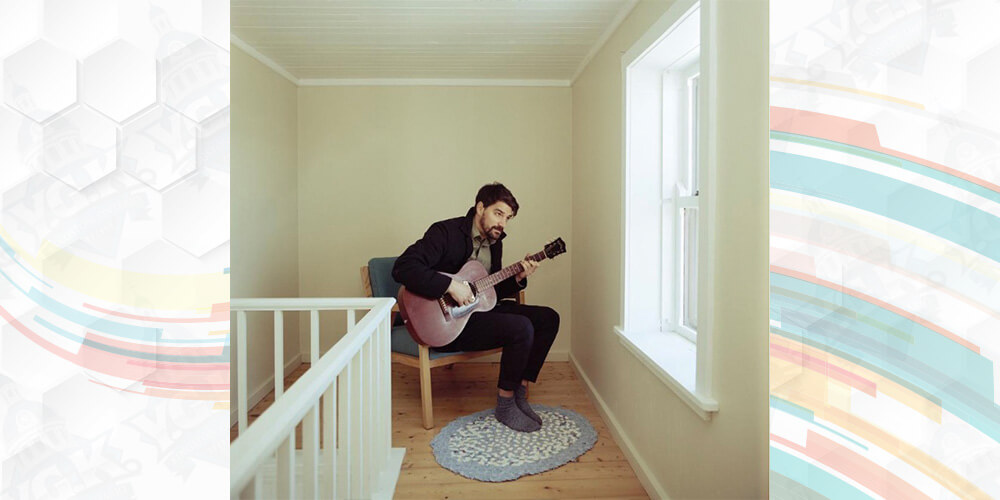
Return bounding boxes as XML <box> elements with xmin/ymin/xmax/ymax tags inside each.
<box><xmin>614</xmin><ymin>326</ymin><xmax>718</xmax><ymax>420</ymax></box>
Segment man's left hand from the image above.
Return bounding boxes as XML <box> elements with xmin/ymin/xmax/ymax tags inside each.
<box><xmin>516</xmin><ymin>254</ymin><xmax>540</xmax><ymax>282</ymax></box>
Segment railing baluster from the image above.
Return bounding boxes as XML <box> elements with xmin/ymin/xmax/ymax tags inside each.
<box><xmin>379</xmin><ymin>316</ymin><xmax>390</xmax><ymax>474</ymax></box>
<box><xmin>337</xmin><ymin>359</ymin><xmax>352</xmax><ymax>499</ymax></box>
<box><xmin>252</xmin><ymin>472</ymin><xmax>263</xmax><ymax>500</ymax></box>
<box><xmin>362</xmin><ymin>335</ymin><xmax>373</xmax><ymax>494</ymax></box>
<box><xmin>384</xmin><ymin>316</ymin><xmax>392</xmax><ymax>469</ymax></box>
<box><xmin>237</xmin><ymin>310</ymin><xmax>248</xmax><ymax>434</ymax></box>
<box><xmin>343</xmin><ymin>308</ymin><xmax>358</xmax><ymax>498</ymax></box>
<box><xmin>350</xmin><ymin>347</ymin><xmax>364</xmax><ymax>498</ymax></box>
<box><xmin>303</xmin><ymin>402</ymin><xmax>320</xmax><ymax>498</ymax></box>
<box><xmin>372</xmin><ymin>319</ymin><xmax>384</xmax><ymax>483</ymax></box>
<box><xmin>310</xmin><ymin>309</ymin><xmax>320</xmax><ymax>363</ymax></box>
<box><xmin>276</xmin><ymin>433</ymin><xmax>295</xmax><ymax>499</ymax></box>
<box><xmin>274</xmin><ymin>310</ymin><xmax>284</xmax><ymax>400</ymax></box>
<box><xmin>321</xmin><ymin>382</ymin><xmax>336</xmax><ymax>498</ymax></box>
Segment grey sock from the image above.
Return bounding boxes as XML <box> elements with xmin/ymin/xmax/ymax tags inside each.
<box><xmin>514</xmin><ymin>385</ymin><xmax>542</xmax><ymax>424</ymax></box>
<box><xmin>495</xmin><ymin>394</ymin><xmax>540</xmax><ymax>432</ymax></box>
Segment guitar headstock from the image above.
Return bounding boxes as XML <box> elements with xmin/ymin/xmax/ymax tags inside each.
<box><xmin>544</xmin><ymin>237</ymin><xmax>567</xmax><ymax>259</ymax></box>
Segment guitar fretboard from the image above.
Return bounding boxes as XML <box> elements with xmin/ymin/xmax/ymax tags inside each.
<box><xmin>473</xmin><ymin>250</ymin><xmax>547</xmax><ymax>291</ymax></box>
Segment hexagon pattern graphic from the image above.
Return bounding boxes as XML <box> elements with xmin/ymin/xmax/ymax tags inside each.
<box><xmin>0</xmin><ymin>105</ymin><xmax>43</xmax><ymax>193</ymax></box>
<box><xmin>160</xmin><ymin>39</ymin><xmax>230</xmax><ymax>122</ymax></box>
<box><xmin>0</xmin><ymin>1</ymin><xmax>229</xmax><ymax>497</ymax></box>
<box><xmin>43</xmin><ymin>0</ymin><xmax>119</xmax><ymax>59</ymax></box>
<box><xmin>0</xmin><ymin>173</ymin><xmax>64</xmax><ymax>254</ymax></box>
<box><xmin>117</xmin><ymin>1</ymin><xmax>201</xmax><ymax>61</ymax></box>
<box><xmin>81</xmin><ymin>40</ymin><xmax>157</xmax><ymax>122</ymax></box>
<box><xmin>197</xmin><ymin>106</ymin><xmax>228</xmax><ymax>172</ymax></box>
<box><xmin>42</xmin><ymin>106</ymin><xmax>117</xmax><ymax>191</ymax></box>
<box><xmin>121</xmin><ymin>105</ymin><xmax>197</xmax><ymax>190</ymax></box>
<box><xmin>2</xmin><ymin>40</ymin><xmax>76</xmax><ymax>122</ymax></box>
<box><xmin>163</xmin><ymin>170</ymin><xmax>229</xmax><ymax>257</ymax></box>
<box><xmin>202</xmin><ymin>0</ymin><xmax>229</xmax><ymax>51</ymax></box>
<box><xmin>0</xmin><ymin>1</ymin><xmax>42</xmax><ymax>57</ymax></box>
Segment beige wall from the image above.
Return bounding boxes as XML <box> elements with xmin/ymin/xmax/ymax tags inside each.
<box><xmin>231</xmin><ymin>45</ymin><xmax>301</xmax><ymax>409</ymax></box>
<box><xmin>296</xmin><ymin>86</ymin><xmax>573</xmax><ymax>359</ymax></box>
<box><xmin>571</xmin><ymin>1</ymin><xmax>769</xmax><ymax>498</ymax></box>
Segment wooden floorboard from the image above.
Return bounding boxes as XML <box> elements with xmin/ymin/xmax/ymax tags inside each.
<box><xmin>233</xmin><ymin>361</ymin><xmax>648</xmax><ymax>499</ymax></box>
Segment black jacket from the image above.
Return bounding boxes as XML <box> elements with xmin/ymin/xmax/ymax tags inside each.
<box><xmin>392</xmin><ymin>206</ymin><xmax>527</xmax><ymax>300</ymax></box>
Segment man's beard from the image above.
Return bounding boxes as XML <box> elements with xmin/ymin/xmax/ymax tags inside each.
<box><xmin>481</xmin><ymin>222</ymin><xmax>501</xmax><ymax>242</ymax></box>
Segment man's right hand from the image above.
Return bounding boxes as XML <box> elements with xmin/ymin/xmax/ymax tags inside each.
<box><xmin>447</xmin><ymin>279</ymin><xmax>475</xmax><ymax>306</ymax></box>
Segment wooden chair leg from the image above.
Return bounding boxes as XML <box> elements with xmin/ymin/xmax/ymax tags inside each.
<box><xmin>418</xmin><ymin>345</ymin><xmax>434</xmax><ymax>429</ymax></box>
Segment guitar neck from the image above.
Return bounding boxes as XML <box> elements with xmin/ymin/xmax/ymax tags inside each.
<box><xmin>473</xmin><ymin>250</ymin><xmax>547</xmax><ymax>291</ymax></box>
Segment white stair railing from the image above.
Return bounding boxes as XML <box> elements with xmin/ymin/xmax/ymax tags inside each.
<box><xmin>230</xmin><ymin>298</ymin><xmax>405</xmax><ymax>499</ymax></box>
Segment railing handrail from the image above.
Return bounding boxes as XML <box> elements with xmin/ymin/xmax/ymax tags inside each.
<box><xmin>229</xmin><ymin>297</ymin><xmax>395</xmax><ymax>493</ymax></box>
<box><xmin>231</xmin><ymin>297</ymin><xmax>390</xmax><ymax>311</ymax></box>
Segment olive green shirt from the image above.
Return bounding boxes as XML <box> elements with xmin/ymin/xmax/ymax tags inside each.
<box><xmin>470</xmin><ymin>221</ymin><xmax>526</xmax><ymax>286</ymax></box>
<box><xmin>470</xmin><ymin>222</ymin><xmax>492</xmax><ymax>271</ymax></box>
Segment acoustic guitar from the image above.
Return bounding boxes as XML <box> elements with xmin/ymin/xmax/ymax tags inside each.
<box><xmin>397</xmin><ymin>238</ymin><xmax>567</xmax><ymax>347</ymax></box>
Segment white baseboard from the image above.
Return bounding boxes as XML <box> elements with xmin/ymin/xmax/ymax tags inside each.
<box><xmin>569</xmin><ymin>351</ymin><xmax>670</xmax><ymax>500</ymax></box>
<box><xmin>231</xmin><ymin>353</ymin><xmax>304</xmax><ymax>428</ymax></box>
<box><xmin>457</xmin><ymin>349</ymin><xmax>569</xmax><ymax>363</ymax></box>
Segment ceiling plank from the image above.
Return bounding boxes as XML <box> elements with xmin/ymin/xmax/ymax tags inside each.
<box><xmin>232</xmin><ymin>0</ymin><xmax>634</xmax><ymax>82</ymax></box>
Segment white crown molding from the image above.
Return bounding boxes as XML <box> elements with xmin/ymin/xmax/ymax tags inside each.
<box><xmin>229</xmin><ymin>37</ymin><xmax>572</xmax><ymax>87</ymax></box>
<box><xmin>297</xmin><ymin>78</ymin><xmax>571</xmax><ymax>87</ymax></box>
<box><xmin>230</xmin><ymin>34</ymin><xmax>300</xmax><ymax>85</ymax></box>
<box><xmin>570</xmin><ymin>0</ymin><xmax>640</xmax><ymax>85</ymax></box>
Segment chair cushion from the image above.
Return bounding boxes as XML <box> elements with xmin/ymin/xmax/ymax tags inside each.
<box><xmin>391</xmin><ymin>325</ymin><xmax>476</xmax><ymax>360</ymax></box>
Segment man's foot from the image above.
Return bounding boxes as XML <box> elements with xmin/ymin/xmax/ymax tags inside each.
<box><xmin>495</xmin><ymin>394</ymin><xmax>541</xmax><ymax>432</ymax></box>
<box><xmin>514</xmin><ymin>385</ymin><xmax>542</xmax><ymax>425</ymax></box>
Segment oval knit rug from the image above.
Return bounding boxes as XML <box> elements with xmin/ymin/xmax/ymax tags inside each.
<box><xmin>429</xmin><ymin>404</ymin><xmax>598</xmax><ymax>482</ymax></box>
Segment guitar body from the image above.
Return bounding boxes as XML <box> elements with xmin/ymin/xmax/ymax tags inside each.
<box><xmin>395</xmin><ymin>237</ymin><xmax>566</xmax><ymax>348</ymax></box>
<box><xmin>397</xmin><ymin>260</ymin><xmax>498</xmax><ymax>347</ymax></box>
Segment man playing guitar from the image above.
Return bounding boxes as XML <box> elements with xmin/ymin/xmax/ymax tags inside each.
<box><xmin>392</xmin><ymin>182</ymin><xmax>560</xmax><ymax>432</ymax></box>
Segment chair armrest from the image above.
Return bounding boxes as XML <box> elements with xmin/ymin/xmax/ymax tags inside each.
<box><xmin>516</xmin><ymin>289</ymin><xmax>526</xmax><ymax>305</ymax></box>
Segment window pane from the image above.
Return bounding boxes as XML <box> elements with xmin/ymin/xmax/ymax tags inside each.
<box><xmin>688</xmin><ymin>74</ymin><xmax>699</xmax><ymax>195</ymax></box>
<box><xmin>681</xmin><ymin>207</ymin><xmax>698</xmax><ymax>329</ymax></box>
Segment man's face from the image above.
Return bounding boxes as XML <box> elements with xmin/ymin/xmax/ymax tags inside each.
<box><xmin>476</xmin><ymin>201</ymin><xmax>514</xmax><ymax>242</ymax></box>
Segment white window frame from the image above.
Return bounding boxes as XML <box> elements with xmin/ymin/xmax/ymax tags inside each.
<box><xmin>663</xmin><ymin>60</ymin><xmax>700</xmax><ymax>343</ymax></box>
<box><xmin>616</xmin><ymin>0</ymin><xmax>718</xmax><ymax>420</ymax></box>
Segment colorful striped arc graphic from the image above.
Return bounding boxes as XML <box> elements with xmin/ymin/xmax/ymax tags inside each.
<box><xmin>769</xmin><ymin>104</ymin><xmax>1000</xmax><ymax>499</ymax></box>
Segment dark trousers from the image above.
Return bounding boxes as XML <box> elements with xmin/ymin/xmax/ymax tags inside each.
<box><xmin>435</xmin><ymin>301</ymin><xmax>560</xmax><ymax>391</ymax></box>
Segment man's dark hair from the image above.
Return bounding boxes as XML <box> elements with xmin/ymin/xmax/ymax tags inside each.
<box><xmin>475</xmin><ymin>182</ymin><xmax>519</xmax><ymax>216</ymax></box>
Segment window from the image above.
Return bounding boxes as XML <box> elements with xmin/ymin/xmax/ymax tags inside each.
<box><xmin>617</xmin><ymin>0</ymin><xmax>717</xmax><ymax>419</ymax></box>
<box><xmin>664</xmin><ymin>60</ymin><xmax>700</xmax><ymax>342</ymax></box>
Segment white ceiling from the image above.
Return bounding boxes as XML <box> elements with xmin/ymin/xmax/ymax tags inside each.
<box><xmin>231</xmin><ymin>0</ymin><xmax>637</xmax><ymax>84</ymax></box>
